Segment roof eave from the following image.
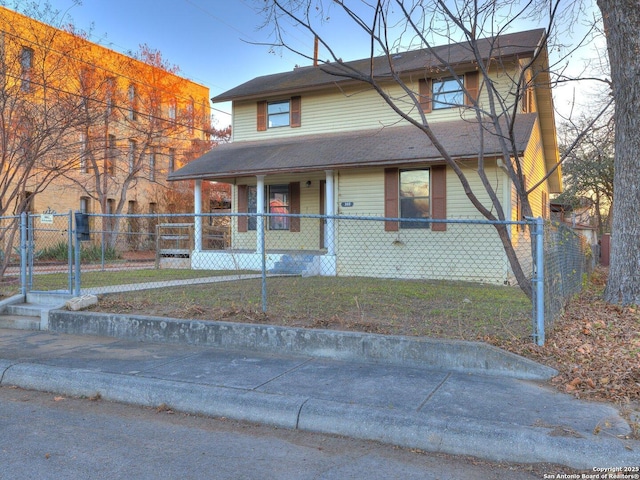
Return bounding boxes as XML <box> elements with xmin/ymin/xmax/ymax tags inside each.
<box><xmin>167</xmin><ymin>152</ymin><xmax>511</xmax><ymax>183</ymax></box>
<box><xmin>212</xmin><ymin>52</ymin><xmax>537</xmax><ymax>103</ymax></box>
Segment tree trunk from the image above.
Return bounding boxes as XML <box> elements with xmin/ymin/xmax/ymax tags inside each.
<box><xmin>495</xmin><ymin>223</ymin><xmax>532</xmax><ymax>300</ymax></box>
<box><xmin>598</xmin><ymin>0</ymin><xmax>640</xmax><ymax>304</ymax></box>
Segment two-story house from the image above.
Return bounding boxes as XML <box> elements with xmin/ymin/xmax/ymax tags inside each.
<box><xmin>170</xmin><ymin>28</ymin><xmax>561</xmax><ymax>283</ymax></box>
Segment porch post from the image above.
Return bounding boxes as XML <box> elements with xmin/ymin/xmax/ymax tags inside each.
<box><xmin>325</xmin><ymin>170</ymin><xmax>335</xmax><ymax>255</ymax></box>
<box><xmin>256</xmin><ymin>175</ymin><xmax>265</xmax><ymax>255</ymax></box>
<box><xmin>194</xmin><ymin>179</ymin><xmax>202</xmax><ymax>251</ymax></box>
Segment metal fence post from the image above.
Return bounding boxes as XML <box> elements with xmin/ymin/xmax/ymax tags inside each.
<box><xmin>532</xmin><ymin>217</ymin><xmax>545</xmax><ymax>346</ymax></box>
<box><xmin>68</xmin><ymin>211</ymin><xmax>74</xmax><ymax>293</ymax></box>
<box><xmin>27</xmin><ymin>214</ymin><xmax>34</xmax><ymax>292</ymax></box>
<box><xmin>74</xmin><ymin>213</ymin><xmax>81</xmax><ymax>296</ymax></box>
<box><xmin>261</xmin><ymin>214</ymin><xmax>267</xmax><ymax>313</ymax></box>
<box><xmin>20</xmin><ymin>212</ymin><xmax>27</xmax><ymax>296</ymax></box>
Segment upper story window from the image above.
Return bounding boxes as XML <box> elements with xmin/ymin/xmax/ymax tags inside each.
<box><xmin>419</xmin><ymin>72</ymin><xmax>478</xmax><ymax>113</ymax></box>
<box><xmin>107</xmin><ymin>134</ymin><xmax>116</xmax><ymax>175</ymax></box>
<box><xmin>187</xmin><ymin>98</ymin><xmax>195</xmax><ymax>135</ymax></box>
<box><xmin>128</xmin><ymin>139</ymin><xmax>137</xmax><ymax>174</ymax></box>
<box><xmin>257</xmin><ymin>96</ymin><xmax>301</xmax><ymax>131</ymax></box>
<box><xmin>79</xmin><ymin>68</ymin><xmax>93</xmax><ymax>107</ymax></box>
<box><xmin>20</xmin><ymin>46</ymin><xmax>34</xmax><ymax>92</ymax></box>
<box><xmin>432</xmin><ymin>78</ymin><xmax>463</xmax><ymax>110</ymax></box>
<box><xmin>79</xmin><ymin>132</ymin><xmax>88</xmax><ymax>173</ymax></box>
<box><xmin>168</xmin><ymin>148</ymin><xmax>176</xmax><ymax>174</ymax></box>
<box><xmin>105</xmin><ymin>77</ymin><xmax>115</xmax><ymax>116</ymax></box>
<box><xmin>168</xmin><ymin>98</ymin><xmax>177</xmax><ymax>122</ymax></box>
<box><xmin>148</xmin><ymin>147</ymin><xmax>156</xmax><ymax>182</ymax></box>
<box><xmin>128</xmin><ymin>84</ymin><xmax>138</xmax><ymax>121</ymax></box>
<box><xmin>268</xmin><ymin>101</ymin><xmax>290</xmax><ymax>128</ymax></box>
<box><xmin>521</xmin><ymin>86</ymin><xmax>535</xmax><ymax>113</ymax></box>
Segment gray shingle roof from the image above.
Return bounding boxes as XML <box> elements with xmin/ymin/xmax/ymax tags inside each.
<box><xmin>213</xmin><ymin>29</ymin><xmax>545</xmax><ymax>102</ymax></box>
<box><xmin>168</xmin><ymin>114</ymin><xmax>538</xmax><ymax>182</ymax></box>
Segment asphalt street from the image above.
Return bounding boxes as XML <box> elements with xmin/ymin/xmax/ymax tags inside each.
<box><xmin>0</xmin><ymin>386</ymin><xmax>575</xmax><ymax>480</ymax></box>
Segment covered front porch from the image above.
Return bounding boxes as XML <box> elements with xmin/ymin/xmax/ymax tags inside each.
<box><xmin>189</xmin><ymin>171</ymin><xmax>338</xmax><ymax>276</ymax></box>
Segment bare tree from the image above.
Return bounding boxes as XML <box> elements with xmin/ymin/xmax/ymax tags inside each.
<box><xmin>0</xmin><ymin>3</ymin><xmax>87</xmax><ymax>275</ymax></box>
<box><xmin>557</xmin><ymin>114</ymin><xmax>614</xmax><ymax>237</ymax></box>
<box><xmin>260</xmin><ymin>0</ymin><xmax>604</xmax><ymax>299</ymax></box>
<box><xmin>58</xmin><ymin>43</ymin><xmax>211</xmax><ymax>248</ymax></box>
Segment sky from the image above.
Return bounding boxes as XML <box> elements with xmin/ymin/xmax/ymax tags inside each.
<box><xmin>17</xmin><ymin>0</ymin><xmax>374</xmax><ymax>129</ymax></box>
<box><xmin>18</xmin><ymin>0</ymin><xmax>302</xmax><ymax>128</ymax></box>
<box><xmin>13</xmin><ymin>0</ymin><xmax>605</xmax><ymax>127</ymax></box>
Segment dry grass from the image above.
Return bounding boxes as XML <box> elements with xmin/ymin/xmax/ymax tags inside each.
<box><xmin>93</xmin><ymin>276</ymin><xmax>532</xmax><ymax>340</ymax></box>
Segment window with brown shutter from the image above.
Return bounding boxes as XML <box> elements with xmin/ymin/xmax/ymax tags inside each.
<box><xmin>384</xmin><ymin>166</ymin><xmax>447</xmax><ymax>232</ymax></box>
<box><xmin>289</xmin><ymin>182</ymin><xmax>301</xmax><ymax>232</ymax></box>
<box><xmin>384</xmin><ymin>168</ymin><xmax>399</xmax><ymax>232</ymax></box>
<box><xmin>465</xmin><ymin>71</ymin><xmax>479</xmax><ymax>106</ymax></box>
<box><xmin>430</xmin><ymin>165</ymin><xmax>447</xmax><ymax>231</ymax></box>
<box><xmin>257</xmin><ymin>97</ymin><xmax>302</xmax><ymax>130</ymax></box>
<box><xmin>237</xmin><ymin>185</ymin><xmax>248</xmax><ymax>232</ymax></box>
<box><xmin>419</xmin><ymin>78</ymin><xmax>432</xmax><ymax>114</ymax></box>
<box><xmin>290</xmin><ymin>96</ymin><xmax>301</xmax><ymax>128</ymax></box>
<box><xmin>257</xmin><ymin>101</ymin><xmax>267</xmax><ymax>131</ymax></box>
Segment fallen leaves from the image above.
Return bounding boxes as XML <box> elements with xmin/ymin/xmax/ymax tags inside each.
<box><xmin>498</xmin><ymin>267</ymin><xmax>640</xmax><ymax>406</ymax></box>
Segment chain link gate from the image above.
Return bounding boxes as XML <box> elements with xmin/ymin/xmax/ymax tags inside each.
<box><xmin>22</xmin><ymin>211</ymin><xmax>75</xmax><ymax>294</ymax></box>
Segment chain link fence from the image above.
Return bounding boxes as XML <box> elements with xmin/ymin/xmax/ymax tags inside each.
<box><xmin>542</xmin><ymin>221</ymin><xmax>595</xmax><ymax>334</ymax></box>
<box><xmin>0</xmin><ymin>212</ymin><xmax>594</xmax><ymax>344</ymax></box>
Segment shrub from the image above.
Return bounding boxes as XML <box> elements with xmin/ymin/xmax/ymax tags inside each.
<box><xmin>37</xmin><ymin>241</ymin><xmax>119</xmax><ymax>262</ymax></box>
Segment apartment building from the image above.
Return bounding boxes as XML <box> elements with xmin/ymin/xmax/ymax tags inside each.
<box><xmin>0</xmin><ymin>6</ymin><xmax>210</xmax><ymax>220</ymax></box>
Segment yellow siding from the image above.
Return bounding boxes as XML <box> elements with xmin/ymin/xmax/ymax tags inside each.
<box><xmin>221</xmin><ymin>56</ymin><xmax>550</xmax><ymax>283</ymax></box>
<box><xmin>513</xmin><ymin>117</ymin><xmax>549</xmax><ymax>220</ymax></box>
<box><xmin>232</xmin><ymin>63</ymin><xmax>524</xmax><ymax>142</ymax></box>
<box><xmin>227</xmin><ymin>163</ymin><xmax>517</xmax><ymax>282</ymax></box>
<box><xmin>231</xmin><ymin>174</ymin><xmax>326</xmax><ymax>251</ymax></box>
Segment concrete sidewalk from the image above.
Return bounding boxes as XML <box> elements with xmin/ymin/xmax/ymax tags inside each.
<box><xmin>0</xmin><ymin>327</ymin><xmax>637</xmax><ymax>470</ymax></box>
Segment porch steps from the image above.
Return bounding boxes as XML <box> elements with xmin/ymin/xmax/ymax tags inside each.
<box><xmin>0</xmin><ymin>313</ymin><xmax>40</xmax><ymax>330</ymax></box>
<box><xmin>270</xmin><ymin>254</ymin><xmax>317</xmax><ymax>275</ymax></box>
<box><xmin>0</xmin><ymin>293</ymin><xmax>72</xmax><ymax>331</ymax></box>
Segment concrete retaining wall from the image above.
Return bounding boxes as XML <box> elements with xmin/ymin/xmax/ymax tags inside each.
<box><xmin>48</xmin><ymin>310</ymin><xmax>556</xmax><ymax>380</ymax></box>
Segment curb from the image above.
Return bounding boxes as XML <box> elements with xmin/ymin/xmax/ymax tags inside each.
<box><xmin>1</xmin><ymin>360</ymin><xmax>636</xmax><ymax>469</ymax></box>
<box><xmin>0</xmin><ymin>361</ymin><xmax>305</xmax><ymax>429</ymax></box>
<box><xmin>48</xmin><ymin>310</ymin><xmax>557</xmax><ymax>380</ymax></box>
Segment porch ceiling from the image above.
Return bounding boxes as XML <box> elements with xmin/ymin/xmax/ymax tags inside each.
<box><xmin>168</xmin><ymin>114</ymin><xmax>537</xmax><ymax>182</ymax></box>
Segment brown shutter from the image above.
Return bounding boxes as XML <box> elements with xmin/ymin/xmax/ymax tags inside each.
<box><xmin>257</xmin><ymin>101</ymin><xmax>267</xmax><ymax>131</ymax></box>
<box><xmin>237</xmin><ymin>184</ymin><xmax>248</xmax><ymax>232</ymax></box>
<box><xmin>465</xmin><ymin>71</ymin><xmax>479</xmax><ymax>106</ymax></box>
<box><xmin>430</xmin><ymin>165</ymin><xmax>447</xmax><ymax>231</ymax></box>
<box><xmin>289</xmin><ymin>182</ymin><xmax>300</xmax><ymax>232</ymax></box>
<box><xmin>384</xmin><ymin>168</ymin><xmax>399</xmax><ymax>232</ymax></box>
<box><xmin>419</xmin><ymin>78</ymin><xmax>432</xmax><ymax>114</ymax></box>
<box><xmin>290</xmin><ymin>96</ymin><xmax>301</xmax><ymax>128</ymax></box>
